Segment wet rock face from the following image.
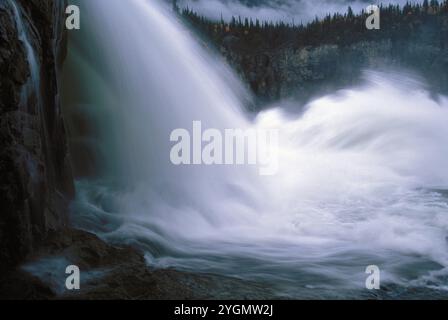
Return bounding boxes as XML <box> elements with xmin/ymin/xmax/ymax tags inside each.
<box><xmin>0</xmin><ymin>0</ymin><xmax>74</xmax><ymax>272</ymax></box>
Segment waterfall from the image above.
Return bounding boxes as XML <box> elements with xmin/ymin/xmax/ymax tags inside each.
<box><xmin>65</xmin><ymin>0</ymin><xmax>448</xmax><ymax>297</ymax></box>
<box><xmin>8</xmin><ymin>0</ymin><xmax>41</xmax><ymax>110</ymax></box>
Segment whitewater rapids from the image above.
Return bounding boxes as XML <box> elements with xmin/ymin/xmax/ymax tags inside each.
<box><xmin>64</xmin><ymin>0</ymin><xmax>448</xmax><ymax>297</ymax></box>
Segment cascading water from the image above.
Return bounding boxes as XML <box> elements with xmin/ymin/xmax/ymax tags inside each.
<box><xmin>65</xmin><ymin>0</ymin><xmax>448</xmax><ymax>298</ymax></box>
<box><xmin>9</xmin><ymin>0</ymin><xmax>41</xmax><ymax>109</ymax></box>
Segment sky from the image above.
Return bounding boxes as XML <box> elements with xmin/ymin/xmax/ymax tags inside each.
<box><xmin>176</xmin><ymin>0</ymin><xmax>420</xmax><ymax>23</ymax></box>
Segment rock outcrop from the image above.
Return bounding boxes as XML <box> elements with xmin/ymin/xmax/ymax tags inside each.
<box><xmin>0</xmin><ymin>0</ymin><xmax>74</xmax><ymax>273</ymax></box>
<box><xmin>182</xmin><ymin>5</ymin><xmax>448</xmax><ymax>105</ymax></box>
<box><xmin>0</xmin><ymin>228</ymin><xmax>276</xmax><ymax>300</ymax></box>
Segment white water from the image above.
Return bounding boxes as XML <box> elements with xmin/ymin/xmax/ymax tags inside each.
<box><xmin>68</xmin><ymin>0</ymin><xmax>448</xmax><ymax>297</ymax></box>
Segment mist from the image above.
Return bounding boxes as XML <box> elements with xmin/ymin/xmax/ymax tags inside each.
<box><xmin>65</xmin><ymin>0</ymin><xmax>448</xmax><ymax>298</ymax></box>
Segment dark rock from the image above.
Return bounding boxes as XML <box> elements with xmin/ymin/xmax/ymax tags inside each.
<box><xmin>183</xmin><ymin>8</ymin><xmax>448</xmax><ymax>106</ymax></box>
<box><xmin>0</xmin><ymin>0</ymin><xmax>74</xmax><ymax>273</ymax></box>
<box><xmin>0</xmin><ymin>269</ymin><xmax>55</xmax><ymax>300</ymax></box>
<box><xmin>2</xmin><ymin>228</ymin><xmax>276</xmax><ymax>300</ymax></box>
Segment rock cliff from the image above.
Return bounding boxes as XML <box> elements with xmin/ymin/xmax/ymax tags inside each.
<box><xmin>0</xmin><ymin>0</ymin><xmax>74</xmax><ymax>273</ymax></box>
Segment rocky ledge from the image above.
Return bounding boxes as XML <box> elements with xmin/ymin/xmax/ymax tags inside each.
<box><xmin>0</xmin><ymin>228</ymin><xmax>275</xmax><ymax>300</ymax></box>
<box><xmin>0</xmin><ymin>0</ymin><xmax>74</xmax><ymax>273</ymax></box>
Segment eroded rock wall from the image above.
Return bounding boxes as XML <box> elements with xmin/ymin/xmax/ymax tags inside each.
<box><xmin>0</xmin><ymin>0</ymin><xmax>73</xmax><ymax>272</ymax></box>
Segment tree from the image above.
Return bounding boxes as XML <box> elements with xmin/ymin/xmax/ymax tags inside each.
<box><xmin>347</xmin><ymin>6</ymin><xmax>354</xmax><ymax>18</ymax></box>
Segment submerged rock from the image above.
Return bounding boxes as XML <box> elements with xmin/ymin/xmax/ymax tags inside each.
<box><xmin>1</xmin><ymin>228</ymin><xmax>276</xmax><ymax>300</ymax></box>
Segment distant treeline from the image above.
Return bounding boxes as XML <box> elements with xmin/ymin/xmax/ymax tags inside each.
<box><xmin>176</xmin><ymin>0</ymin><xmax>448</xmax><ymax>52</ymax></box>
<box><xmin>172</xmin><ymin>1</ymin><xmax>448</xmax><ymax>105</ymax></box>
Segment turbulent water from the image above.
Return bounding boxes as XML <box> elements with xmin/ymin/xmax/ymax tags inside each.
<box><xmin>65</xmin><ymin>0</ymin><xmax>448</xmax><ymax>298</ymax></box>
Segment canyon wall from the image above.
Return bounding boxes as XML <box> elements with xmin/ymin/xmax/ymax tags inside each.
<box><xmin>0</xmin><ymin>0</ymin><xmax>73</xmax><ymax>272</ymax></box>
<box><xmin>182</xmin><ymin>5</ymin><xmax>448</xmax><ymax>105</ymax></box>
